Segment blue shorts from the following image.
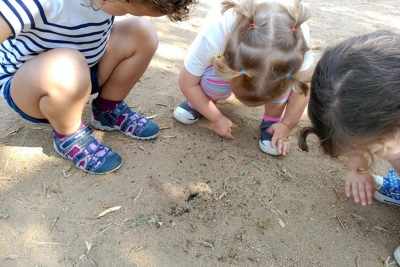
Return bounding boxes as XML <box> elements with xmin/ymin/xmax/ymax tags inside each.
<box><xmin>2</xmin><ymin>64</ymin><xmax>101</xmax><ymax>124</ymax></box>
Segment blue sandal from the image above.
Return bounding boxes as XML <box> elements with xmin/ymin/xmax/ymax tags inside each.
<box><xmin>53</xmin><ymin>126</ymin><xmax>122</xmax><ymax>174</ymax></box>
<box><xmin>91</xmin><ymin>100</ymin><xmax>159</xmax><ymax>139</ymax></box>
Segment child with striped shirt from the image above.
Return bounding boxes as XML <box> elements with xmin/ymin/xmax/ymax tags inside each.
<box><xmin>0</xmin><ymin>0</ymin><xmax>196</xmax><ymax>174</ymax></box>
<box><xmin>173</xmin><ymin>0</ymin><xmax>313</xmax><ymax>156</ymax></box>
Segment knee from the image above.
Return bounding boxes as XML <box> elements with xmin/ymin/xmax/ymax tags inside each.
<box><xmin>46</xmin><ymin>48</ymin><xmax>91</xmax><ymax>96</ymax></box>
<box><xmin>119</xmin><ymin>17</ymin><xmax>159</xmax><ymax>55</ymax></box>
<box><xmin>136</xmin><ymin>18</ymin><xmax>159</xmax><ymax>53</ymax></box>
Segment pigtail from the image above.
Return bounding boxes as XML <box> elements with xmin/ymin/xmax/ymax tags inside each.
<box><xmin>298</xmin><ymin>126</ymin><xmax>316</xmax><ymax>152</ymax></box>
<box><xmin>211</xmin><ymin>53</ymin><xmax>250</xmax><ymax>80</ymax></box>
<box><xmin>291</xmin><ymin>2</ymin><xmax>311</xmax><ymax>31</ymax></box>
<box><xmin>220</xmin><ymin>0</ymin><xmax>237</xmax><ymax>14</ymax></box>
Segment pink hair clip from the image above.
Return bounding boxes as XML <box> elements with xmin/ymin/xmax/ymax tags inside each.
<box><xmin>250</xmin><ymin>23</ymin><xmax>255</xmax><ymax>29</ymax></box>
<box><xmin>291</xmin><ymin>27</ymin><xmax>297</xmax><ymax>33</ymax></box>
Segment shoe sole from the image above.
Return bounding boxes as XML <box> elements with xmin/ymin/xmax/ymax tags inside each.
<box><xmin>91</xmin><ymin>118</ymin><xmax>159</xmax><ymax>140</ymax></box>
<box><xmin>259</xmin><ymin>140</ymin><xmax>280</xmax><ymax>156</ymax></box>
<box><xmin>173</xmin><ymin>108</ymin><xmax>199</xmax><ymax>125</ymax></box>
<box><xmin>374</xmin><ymin>190</ymin><xmax>400</xmax><ymax>206</ymax></box>
<box><xmin>53</xmin><ymin>142</ymin><xmax>123</xmax><ymax>175</ymax></box>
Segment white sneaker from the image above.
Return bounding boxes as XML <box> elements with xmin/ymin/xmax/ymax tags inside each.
<box><xmin>259</xmin><ymin>121</ymin><xmax>279</xmax><ymax>155</ymax></box>
<box><xmin>173</xmin><ymin>100</ymin><xmax>202</xmax><ymax>125</ymax></box>
<box><xmin>372</xmin><ymin>170</ymin><xmax>400</xmax><ymax>206</ymax></box>
<box><xmin>394</xmin><ymin>246</ymin><xmax>400</xmax><ymax>265</ymax></box>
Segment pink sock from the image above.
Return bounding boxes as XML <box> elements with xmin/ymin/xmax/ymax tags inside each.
<box><xmin>53</xmin><ymin>121</ymin><xmax>85</xmax><ymax>138</ymax></box>
<box><xmin>263</xmin><ymin>114</ymin><xmax>282</xmax><ymax>123</ymax></box>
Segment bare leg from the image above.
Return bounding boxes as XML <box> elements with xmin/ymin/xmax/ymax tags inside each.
<box><xmin>97</xmin><ymin>17</ymin><xmax>158</xmax><ymax>100</ymax></box>
<box><xmin>388</xmin><ymin>159</ymin><xmax>400</xmax><ymax>174</ymax></box>
<box><xmin>264</xmin><ymin>102</ymin><xmax>286</xmax><ymax>118</ymax></box>
<box><xmin>10</xmin><ymin>48</ymin><xmax>91</xmax><ymax>135</ymax></box>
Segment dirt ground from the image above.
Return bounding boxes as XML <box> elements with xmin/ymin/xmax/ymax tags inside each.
<box><xmin>1</xmin><ymin>1</ymin><xmax>400</xmax><ymax>267</ymax></box>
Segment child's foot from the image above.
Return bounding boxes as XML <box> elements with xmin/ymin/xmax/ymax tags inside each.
<box><xmin>259</xmin><ymin>121</ymin><xmax>279</xmax><ymax>155</ymax></box>
<box><xmin>53</xmin><ymin>126</ymin><xmax>122</xmax><ymax>174</ymax></box>
<box><xmin>373</xmin><ymin>170</ymin><xmax>400</xmax><ymax>206</ymax></box>
<box><xmin>394</xmin><ymin>246</ymin><xmax>400</xmax><ymax>265</ymax></box>
<box><xmin>91</xmin><ymin>100</ymin><xmax>159</xmax><ymax>139</ymax></box>
<box><xmin>173</xmin><ymin>100</ymin><xmax>202</xmax><ymax>124</ymax></box>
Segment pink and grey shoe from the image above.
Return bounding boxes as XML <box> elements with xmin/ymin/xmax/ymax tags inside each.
<box><xmin>53</xmin><ymin>126</ymin><xmax>122</xmax><ymax>174</ymax></box>
<box><xmin>91</xmin><ymin>100</ymin><xmax>159</xmax><ymax>139</ymax></box>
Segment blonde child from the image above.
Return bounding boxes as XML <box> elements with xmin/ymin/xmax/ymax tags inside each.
<box><xmin>0</xmin><ymin>0</ymin><xmax>197</xmax><ymax>174</ymax></box>
<box><xmin>173</xmin><ymin>0</ymin><xmax>313</xmax><ymax>155</ymax></box>
<box><xmin>298</xmin><ymin>30</ymin><xmax>400</xmax><ymax>264</ymax></box>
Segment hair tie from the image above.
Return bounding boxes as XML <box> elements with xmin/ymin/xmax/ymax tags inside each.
<box><xmin>217</xmin><ymin>53</ymin><xmax>224</xmax><ymax>58</ymax></box>
<box><xmin>286</xmin><ymin>73</ymin><xmax>291</xmax><ymax>79</ymax></box>
<box><xmin>291</xmin><ymin>27</ymin><xmax>297</xmax><ymax>33</ymax></box>
<box><xmin>250</xmin><ymin>23</ymin><xmax>255</xmax><ymax>29</ymax></box>
<box><xmin>240</xmin><ymin>70</ymin><xmax>245</xmax><ymax>76</ymax></box>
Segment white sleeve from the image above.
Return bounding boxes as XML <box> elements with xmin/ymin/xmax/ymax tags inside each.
<box><xmin>183</xmin><ymin>4</ymin><xmax>235</xmax><ymax>77</ymax></box>
<box><xmin>299</xmin><ymin>22</ymin><xmax>313</xmax><ymax>71</ymax></box>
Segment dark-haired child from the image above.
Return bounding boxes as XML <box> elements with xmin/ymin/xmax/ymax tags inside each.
<box><xmin>299</xmin><ymin>29</ymin><xmax>400</xmax><ymax>265</ymax></box>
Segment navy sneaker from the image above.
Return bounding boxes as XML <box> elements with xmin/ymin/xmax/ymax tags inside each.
<box><xmin>173</xmin><ymin>100</ymin><xmax>202</xmax><ymax>124</ymax></box>
<box><xmin>91</xmin><ymin>100</ymin><xmax>159</xmax><ymax>140</ymax></box>
<box><xmin>373</xmin><ymin>169</ymin><xmax>400</xmax><ymax>206</ymax></box>
<box><xmin>53</xmin><ymin>126</ymin><xmax>122</xmax><ymax>174</ymax></box>
<box><xmin>259</xmin><ymin>121</ymin><xmax>279</xmax><ymax>155</ymax></box>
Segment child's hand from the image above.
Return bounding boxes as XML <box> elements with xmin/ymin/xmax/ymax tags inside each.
<box><xmin>267</xmin><ymin>122</ymin><xmax>291</xmax><ymax>155</ymax></box>
<box><xmin>345</xmin><ymin>171</ymin><xmax>375</xmax><ymax>206</ymax></box>
<box><xmin>212</xmin><ymin>115</ymin><xmax>234</xmax><ymax>140</ymax></box>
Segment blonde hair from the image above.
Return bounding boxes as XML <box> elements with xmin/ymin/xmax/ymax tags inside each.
<box><xmin>212</xmin><ymin>0</ymin><xmax>311</xmax><ymax>106</ymax></box>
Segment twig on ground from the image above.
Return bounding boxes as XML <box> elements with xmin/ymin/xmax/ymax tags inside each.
<box><xmin>49</xmin><ymin>214</ymin><xmax>60</xmax><ymax>233</ymax></box>
<box><xmin>90</xmin><ymin>223</ymin><xmax>113</xmax><ymax>239</ymax></box>
<box><xmin>333</xmin><ymin>186</ymin><xmax>343</xmax><ymax>202</ymax></box>
<box><xmin>236</xmin><ymin>159</ymin><xmax>252</xmax><ymax>167</ymax></box>
<box><xmin>162</xmin><ymin>135</ymin><xmax>176</xmax><ymax>139</ymax></box>
<box><xmin>348</xmin><ymin>212</ymin><xmax>364</xmax><ymax>220</ymax></box>
<box><xmin>133</xmin><ymin>187</ymin><xmax>143</xmax><ymax>203</ymax></box>
<box><xmin>159</xmin><ymin>126</ymin><xmax>171</xmax><ymax>130</ymax></box>
<box><xmin>374</xmin><ymin>226</ymin><xmax>395</xmax><ymax>235</ymax></box>
<box><xmin>128</xmin><ymin>245</ymin><xmax>147</xmax><ymax>258</ymax></box>
<box><xmin>336</xmin><ymin>216</ymin><xmax>345</xmax><ymax>229</ymax></box>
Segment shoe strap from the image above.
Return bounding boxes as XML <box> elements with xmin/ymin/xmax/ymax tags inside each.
<box><xmin>56</xmin><ymin>126</ymin><xmax>92</xmax><ymax>152</ymax></box>
<box><xmin>260</xmin><ymin>121</ymin><xmax>276</xmax><ymax>141</ymax></box>
<box><xmin>93</xmin><ymin>101</ymin><xmax>130</xmax><ymax>127</ymax></box>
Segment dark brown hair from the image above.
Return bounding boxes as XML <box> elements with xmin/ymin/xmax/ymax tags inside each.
<box><xmin>212</xmin><ymin>0</ymin><xmax>312</xmax><ymax>107</ymax></box>
<box><xmin>87</xmin><ymin>0</ymin><xmax>198</xmax><ymax>22</ymax></box>
<box><xmin>299</xmin><ymin>30</ymin><xmax>400</xmax><ymax>159</ymax></box>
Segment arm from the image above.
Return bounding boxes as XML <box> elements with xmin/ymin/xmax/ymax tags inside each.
<box><xmin>179</xmin><ymin>66</ymin><xmax>234</xmax><ymax>139</ymax></box>
<box><xmin>346</xmin><ymin>155</ymin><xmax>375</xmax><ymax>206</ymax></box>
<box><xmin>0</xmin><ymin>15</ymin><xmax>12</xmax><ymax>43</ymax></box>
<box><xmin>268</xmin><ymin>67</ymin><xmax>312</xmax><ymax>155</ymax></box>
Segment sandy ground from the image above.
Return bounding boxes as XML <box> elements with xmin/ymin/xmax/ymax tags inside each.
<box><xmin>1</xmin><ymin>0</ymin><xmax>400</xmax><ymax>266</ymax></box>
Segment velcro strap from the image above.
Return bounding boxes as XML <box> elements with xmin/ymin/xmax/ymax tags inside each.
<box><xmin>59</xmin><ymin>126</ymin><xmax>92</xmax><ymax>151</ymax></box>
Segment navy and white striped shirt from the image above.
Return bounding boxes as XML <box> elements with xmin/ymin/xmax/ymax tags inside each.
<box><xmin>0</xmin><ymin>0</ymin><xmax>114</xmax><ymax>96</ymax></box>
